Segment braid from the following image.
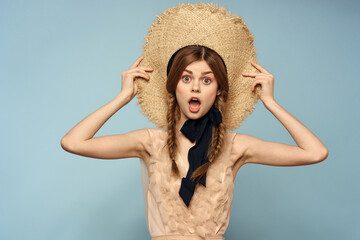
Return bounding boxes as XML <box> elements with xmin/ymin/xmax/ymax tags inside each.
<box><xmin>166</xmin><ymin>93</ymin><xmax>180</xmax><ymax>177</ymax></box>
<box><xmin>190</xmin><ymin>95</ymin><xmax>227</xmax><ymax>182</ymax></box>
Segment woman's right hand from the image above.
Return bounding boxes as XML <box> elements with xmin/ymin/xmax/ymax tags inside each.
<box><xmin>120</xmin><ymin>55</ymin><xmax>153</xmax><ymax>102</ymax></box>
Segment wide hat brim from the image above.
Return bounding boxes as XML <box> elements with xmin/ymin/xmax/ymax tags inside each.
<box><xmin>135</xmin><ymin>3</ymin><xmax>260</xmax><ymax>131</ymax></box>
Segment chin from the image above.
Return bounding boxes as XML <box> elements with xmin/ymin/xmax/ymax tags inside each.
<box><xmin>186</xmin><ymin>109</ymin><xmax>209</xmax><ymax>120</ymax></box>
<box><xmin>187</xmin><ymin>114</ymin><xmax>202</xmax><ymax>120</ymax></box>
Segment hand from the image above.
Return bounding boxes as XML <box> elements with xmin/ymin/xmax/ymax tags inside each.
<box><xmin>242</xmin><ymin>61</ymin><xmax>275</xmax><ymax>104</ymax></box>
<box><xmin>121</xmin><ymin>55</ymin><xmax>153</xmax><ymax>101</ymax></box>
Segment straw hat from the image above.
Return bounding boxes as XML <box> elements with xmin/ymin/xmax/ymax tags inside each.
<box><xmin>135</xmin><ymin>3</ymin><xmax>260</xmax><ymax>131</ymax></box>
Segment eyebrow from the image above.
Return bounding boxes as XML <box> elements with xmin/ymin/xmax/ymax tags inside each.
<box><xmin>184</xmin><ymin>69</ymin><xmax>213</xmax><ymax>75</ymax></box>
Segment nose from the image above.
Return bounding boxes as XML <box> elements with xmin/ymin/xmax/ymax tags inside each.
<box><xmin>191</xmin><ymin>79</ymin><xmax>200</xmax><ymax>93</ymax></box>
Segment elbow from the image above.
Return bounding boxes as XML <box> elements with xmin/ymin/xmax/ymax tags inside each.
<box><xmin>311</xmin><ymin>147</ymin><xmax>329</xmax><ymax>164</ymax></box>
<box><xmin>60</xmin><ymin>137</ymin><xmax>75</xmax><ymax>153</ymax></box>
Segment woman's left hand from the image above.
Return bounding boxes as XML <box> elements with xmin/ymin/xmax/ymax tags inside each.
<box><xmin>242</xmin><ymin>61</ymin><xmax>275</xmax><ymax>104</ymax></box>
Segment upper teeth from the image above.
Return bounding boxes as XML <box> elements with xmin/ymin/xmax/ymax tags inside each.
<box><xmin>192</xmin><ymin>98</ymin><xmax>198</xmax><ymax>101</ymax></box>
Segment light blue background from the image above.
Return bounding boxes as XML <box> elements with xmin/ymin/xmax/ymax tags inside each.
<box><xmin>1</xmin><ymin>0</ymin><xmax>359</xmax><ymax>239</ymax></box>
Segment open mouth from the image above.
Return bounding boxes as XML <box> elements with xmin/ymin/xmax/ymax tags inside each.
<box><xmin>188</xmin><ymin>97</ymin><xmax>201</xmax><ymax>113</ymax></box>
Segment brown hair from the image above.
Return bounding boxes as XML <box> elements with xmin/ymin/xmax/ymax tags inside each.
<box><xmin>166</xmin><ymin>45</ymin><xmax>229</xmax><ymax>181</ymax></box>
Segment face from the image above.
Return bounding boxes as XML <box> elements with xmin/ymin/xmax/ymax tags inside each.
<box><xmin>175</xmin><ymin>60</ymin><xmax>221</xmax><ymax>124</ymax></box>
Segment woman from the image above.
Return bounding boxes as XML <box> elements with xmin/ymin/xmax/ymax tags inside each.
<box><xmin>61</xmin><ymin>3</ymin><xmax>328</xmax><ymax>240</ymax></box>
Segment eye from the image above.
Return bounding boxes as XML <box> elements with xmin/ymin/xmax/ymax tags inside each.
<box><xmin>202</xmin><ymin>78</ymin><xmax>212</xmax><ymax>84</ymax></box>
<box><xmin>182</xmin><ymin>75</ymin><xmax>191</xmax><ymax>83</ymax></box>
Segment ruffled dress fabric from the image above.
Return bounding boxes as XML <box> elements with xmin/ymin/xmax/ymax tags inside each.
<box><xmin>140</xmin><ymin>128</ymin><xmax>238</xmax><ymax>240</ymax></box>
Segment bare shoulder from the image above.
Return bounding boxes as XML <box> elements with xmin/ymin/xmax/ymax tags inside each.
<box><xmin>232</xmin><ymin>132</ymin><xmax>252</xmax><ymax>157</ymax></box>
<box><xmin>232</xmin><ymin>132</ymin><xmax>264</xmax><ymax>159</ymax></box>
<box><xmin>147</xmin><ymin>127</ymin><xmax>167</xmax><ymax>136</ymax></box>
<box><xmin>231</xmin><ymin>132</ymin><xmax>257</xmax><ymax>175</ymax></box>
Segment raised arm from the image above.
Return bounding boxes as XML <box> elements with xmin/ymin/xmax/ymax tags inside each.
<box><xmin>235</xmin><ymin>61</ymin><xmax>328</xmax><ymax>167</ymax></box>
<box><xmin>60</xmin><ymin>55</ymin><xmax>153</xmax><ymax>163</ymax></box>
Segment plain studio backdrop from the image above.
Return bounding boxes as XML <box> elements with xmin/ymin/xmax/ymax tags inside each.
<box><xmin>1</xmin><ymin>0</ymin><xmax>359</xmax><ymax>239</ymax></box>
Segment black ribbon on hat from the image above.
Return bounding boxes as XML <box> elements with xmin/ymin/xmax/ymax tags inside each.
<box><xmin>178</xmin><ymin>106</ymin><xmax>222</xmax><ymax>207</ymax></box>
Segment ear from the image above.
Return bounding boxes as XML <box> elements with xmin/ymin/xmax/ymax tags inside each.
<box><xmin>216</xmin><ymin>89</ymin><xmax>221</xmax><ymax>96</ymax></box>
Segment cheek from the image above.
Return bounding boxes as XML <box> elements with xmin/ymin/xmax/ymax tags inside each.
<box><xmin>176</xmin><ymin>83</ymin><xmax>187</xmax><ymax>98</ymax></box>
<box><xmin>204</xmin><ymin>86</ymin><xmax>219</xmax><ymax>102</ymax></box>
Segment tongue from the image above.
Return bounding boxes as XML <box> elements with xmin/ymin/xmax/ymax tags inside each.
<box><xmin>189</xmin><ymin>100</ymin><xmax>200</xmax><ymax>108</ymax></box>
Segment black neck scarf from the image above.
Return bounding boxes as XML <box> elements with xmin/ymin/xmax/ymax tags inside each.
<box><xmin>178</xmin><ymin>106</ymin><xmax>222</xmax><ymax>207</ymax></box>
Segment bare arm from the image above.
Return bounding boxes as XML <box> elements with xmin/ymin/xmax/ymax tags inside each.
<box><xmin>60</xmin><ymin>55</ymin><xmax>153</xmax><ymax>162</ymax></box>
<box><xmin>236</xmin><ymin>61</ymin><xmax>328</xmax><ymax>166</ymax></box>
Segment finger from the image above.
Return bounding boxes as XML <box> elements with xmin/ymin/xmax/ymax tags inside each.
<box><xmin>138</xmin><ymin>67</ymin><xmax>154</xmax><ymax>72</ymax></box>
<box><xmin>242</xmin><ymin>72</ymin><xmax>270</xmax><ymax>79</ymax></box>
<box><xmin>129</xmin><ymin>68</ymin><xmax>152</xmax><ymax>77</ymax></box>
<box><xmin>251</xmin><ymin>80</ymin><xmax>262</xmax><ymax>91</ymax></box>
<box><xmin>130</xmin><ymin>55</ymin><xmax>144</xmax><ymax>69</ymax></box>
<box><xmin>126</xmin><ymin>68</ymin><xmax>145</xmax><ymax>75</ymax></box>
<box><xmin>125</xmin><ymin>68</ymin><xmax>150</xmax><ymax>80</ymax></box>
<box><xmin>242</xmin><ymin>72</ymin><xmax>258</xmax><ymax>77</ymax></box>
<box><xmin>132</xmin><ymin>72</ymin><xmax>150</xmax><ymax>80</ymax></box>
<box><xmin>251</xmin><ymin>60</ymin><xmax>270</xmax><ymax>74</ymax></box>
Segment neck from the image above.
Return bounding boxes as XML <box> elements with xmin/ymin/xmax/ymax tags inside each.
<box><xmin>176</xmin><ymin>110</ymin><xmax>189</xmax><ymax>133</ymax></box>
<box><xmin>176</xmin><ymin>117</ymin><xmax>187</xmax><ymax>133</ymax></box>
<box><xmin>176</xmin><ymin>107</ymin><xmax>215</xmax><ymax>132</ymax></box>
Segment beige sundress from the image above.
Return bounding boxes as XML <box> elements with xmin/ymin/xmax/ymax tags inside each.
<box><xmin>140</xmin><ymin>128</ymin><xmax>239</xmax><ymax>240</ymax></box>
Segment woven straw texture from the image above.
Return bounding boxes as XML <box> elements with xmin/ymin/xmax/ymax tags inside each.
<box><xmin>135</xmin><ymin>3</ymin><xmax>260</xmax><ymax>130</ymax></box>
